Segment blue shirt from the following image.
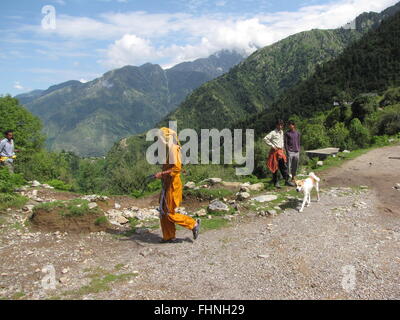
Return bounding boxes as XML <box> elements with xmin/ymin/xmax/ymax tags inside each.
<box><xmin>0</xmin><ymin>138</ymin><xmax>15</xmax><ymax>157</ymax></box>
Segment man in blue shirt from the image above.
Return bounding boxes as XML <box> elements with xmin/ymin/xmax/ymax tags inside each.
<box><xmin>0</xmin><ymin>130</ymin><xmax>18</xmax><ymax>173</ymax></box>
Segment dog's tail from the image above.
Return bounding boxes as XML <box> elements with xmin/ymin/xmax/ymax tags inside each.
<box><xmin>309</xmin><ymin>172</ymin><xmax>321</xmax><ymax>182</ymax></box>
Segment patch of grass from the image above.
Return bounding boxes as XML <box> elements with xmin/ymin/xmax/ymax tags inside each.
<box><xmin>11</xmin><ymin>222</ymin><xmax>23</xmax><ymax>230</ymax></box>
<box><xmin>11</xmin><ymin>292</ymin><xmax>25</xmax><ymax>300</ymax></box>
<box><xmin>0</xmin><ymin>193</ymin><xmax>28</xmax><ymax>211</ymax></box>
<box><xmin>33</xmin><ymin>199</ymin><xmax>101</xmax><ymax>217</ymax></box>
<box><xmin>114</xmin><ymin>264</ymin><xmax>125</xmax><ymax>271</ymax></box>
<box><xmin>64</xmin><ymin>268</ymin><xmax>137</xmax><ymax>298</ymax></box>
<box><xmin>94</xmin><ymin>216</ymin><xmax>108</xmax><ymax>226</ymax></box>
<box><xmin>200</xmin><ymin>217</ymin><xmax>230</xmax><ymax>230</ymax></box>
<box><xmin>184</xmin><ymin>188</ymin><xmax>234</xmax><ymax>201</ymax></box>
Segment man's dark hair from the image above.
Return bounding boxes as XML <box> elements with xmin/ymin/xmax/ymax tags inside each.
<box><xmin>288</xmin><ymin>120</ymin><xmax>296</xmax><ymax>126</ymax></box>
<box><xmin>276</xmin><ymin>119</ymin><xmax>284</xmax><ymax>126</ymax></box>
<box><xmin>4</xmin><ymin>130</ymin><xmax>13</xmax><ymax>136</ymax></box>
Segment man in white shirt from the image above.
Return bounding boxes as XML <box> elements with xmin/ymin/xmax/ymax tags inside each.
<box><xmin>0</xmin><ymin>130</ymin><xmax>18</xmax><ymax>173</ymax></box>
<box><xmin>264</xmin><ymin>120</ymin><xmax>295</xmax><ymax>189</ymax></box>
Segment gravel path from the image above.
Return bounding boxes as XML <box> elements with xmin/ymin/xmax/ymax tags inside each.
<box><xmin>1</xmin><ymin>145</ymin><xmax>399</xmax><ymax>300</ymax></box>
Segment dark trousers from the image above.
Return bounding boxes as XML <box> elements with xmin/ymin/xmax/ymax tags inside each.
<box><xmin>272</xmin><ymin>158</ymin><xmax>289</xmax><ymax>184</ymax></box>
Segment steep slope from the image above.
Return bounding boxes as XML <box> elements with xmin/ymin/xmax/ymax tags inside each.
<box><xmin>18</xmin><ymin>51</ymin><xmax>244</xmax><ymax>156</ymax></box>
<box><xmin>160</xmin><ymin>2</ymin><xmax>400</xmax><ymax>131</ymax></box>
<box><xmin>241</xmin><ymin>8</ymin><xmax>400</xmax><ymax>136</ymax></box>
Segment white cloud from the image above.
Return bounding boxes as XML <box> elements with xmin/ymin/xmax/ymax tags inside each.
<box><xmin>13</xmin><ymin>81</ymin><xmax>24</xmax><ymax>90</ymax></box>
<box><xmin>20</xmin><ymin>0</ymin><xmax>400</xmax><ymax>68</ymax></box>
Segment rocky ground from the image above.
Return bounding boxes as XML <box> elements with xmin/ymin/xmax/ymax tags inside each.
<box><xmin>0</xmin><ymin>145</ymin><xmax>399</xmax><ymax>300</ymax></box>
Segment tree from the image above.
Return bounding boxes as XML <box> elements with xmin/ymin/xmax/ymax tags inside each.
<box><xmin>351</xmin><ymin>94</ymin><xmax>379</xmax><ymax>122</ymax></box>
<box><xmin>349</xmin><ymin>118</ymin><xmax>371</xmax><ymax>148</ymax></box>
<box><xmin>301</xmin><ymin>123</ymin><xmax>330</xmax><ymax>150</ymax></box>
<box><xmin>328</xmin><ymin>122</ymin><xmax>350</xmax><ymax>150</ymax></box>
<box><xmin>0</xmin><ymin>96</ymin><xmax>44</xmax><ymax>153</ymax></box>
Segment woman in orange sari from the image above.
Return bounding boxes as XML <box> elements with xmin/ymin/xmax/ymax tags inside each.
<box><xmin>155</xmin><ymin>128</ymin><xmax>201</xmax><ymax>243</ymax></box>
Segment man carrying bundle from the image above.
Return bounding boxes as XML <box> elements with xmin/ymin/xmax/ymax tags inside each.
<box><xmin>0</xmin><ymin>130</ymin><xmax>18</xmax><ymax>174</ymax></box>
<box><xmin>264</xmin><ymin>120</ymin><xmax>295</xmax><ymax>189</ymax></box>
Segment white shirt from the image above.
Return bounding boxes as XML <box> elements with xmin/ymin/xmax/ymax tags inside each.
<box><xmin>0</xmin><ymin>138</ymin><xmax>15</xmax><ymax>157</ymax></box>
<box><xmin>264</xmin><ymin>129</ymin><xmax>284</xmax><ymax>149</ymax></box>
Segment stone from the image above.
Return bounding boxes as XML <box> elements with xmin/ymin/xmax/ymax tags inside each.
<box><xmin>343</xmin><ymin>150</ymin><xmax>351</xmax><ymax>153</ymax></box>
<box><xmin>115</xmin><ymin>216</ymin><xmax>129</xmax><ymax>225</ymax></box>
<box><xmin>240</xmin><ymin>186</ymin><xmax>250</xmax><ymax>193</ymax></box>
<box><xmin>195</xmin><ymin>209</ymin><xmax>207</xmax><ymax>217</ymax></box>
<box><xmin>221</xmin><ymin>181</ymin><xmax>242</xmax><ymax>189</ymax></box>
<box><xmin>31</xmin><ymin>190</ymin><xmax>38</xmax><ymax>197</ymax></box>
<box><xmin>207</xmin><ymin>178</ymin><xmax>222</xmax><ymax>185</ymax></box>
<box><xmin>317</xmin><ymin>161</ymin><xmax>324</xmax><ymax>166</ymax></box>
<box><xmin>257</xmin><ymin>254</ymin><xmax>269</xmax><ymax>259</ymax></box>
<box><xmin>251</xmin><ymin>195</ymin><xmax>278</xmax><ymax>203</ymax></box>
<box><xmin>88</xmin><ymin>203</ymin><xmax>98</xmax><ymax>210</ymax></box>
<box><xmin>31</xmin><ymin>180</ymin><xmax>41</xmax><ymax>187</ymax></box>
<box><xmin>236</xmin><ymin>192</ymin><xmax>251</xmax><ymax>201</ymax></box>
<box><xmin>42</xmin><ymin>184</ymin><xmax>54</xmax><ymax>189</ymax></box>
<box><xmin>59</xmin><ymin>277</ymin><xmax>69</xmax><ymax>284</ymax></box>
<box><xmin>61</xmin><ymin>268</ymin><xmax>69</xmax><ymax>274</ymax></box>
<box><xmin>267</xmin><ymin>210</ymin><xmax>277</xmax><ymax>216</ymax></box>
<box><xmin>184</xmin><ymin>181</ymin><xmax>196</xmax><ymax>190</ymax></box>
<box><xmin>246</xmin><ymin>183</ymin><xmax>264</xmax><ymax>192</ymax></box>
<box><xmin>115</xmin><ymin>203</ymin><xmax>122</xmax><ymax>209</ymax></box>
<box><xmin>394</xmin><ymin>183</ymin><xmax>400</xmax><ymax>190</ymax></box>
<box><xmin>208</xmin><ymin>200</ymin><xmax>230</xmax><ymax>213</ymax></box>
<box><xmin>81</xmin><ymin>195</ymin><xmax>109</xmax><ymax>202</ymax></box>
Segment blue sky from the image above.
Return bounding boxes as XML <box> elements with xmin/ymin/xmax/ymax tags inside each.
<box><xmin>0</xmin><ymin>0</ymin><xmax>398</xmax><ymax>95</ymax></box>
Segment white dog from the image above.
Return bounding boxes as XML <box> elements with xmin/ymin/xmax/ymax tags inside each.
<box><xmin>295</xmin><ymin>172</ymin><xmax>321</xmax><ymax>212</ymax></box>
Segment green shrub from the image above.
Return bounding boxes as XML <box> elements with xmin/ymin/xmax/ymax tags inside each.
<box><xmin>328</xmin><ymin>122</ymin><xmax>350</xmax><ymax>151</ymax></box>
<box><xmin>301</xmin><ymin>123</ymin><xmax>330</xmax><ymax>150</ymax></box>
<box><xmin>351</xmin><ymin>94</ymin><xmax>379</xmax><ymax>122</ymax></box>
<box><xmin>0</xmin><ymin>168</ymin><xmax>25</xmax><ymax>193</ymax></box>
<box><xmin>348</xmin><ymin>118</ymin><xmax>371</xmax><ymax>148</ymax></box>
<box><xmin>376</xmin><ymin>104</ymin><xmax>400</xmax><ymax>136</ymax></box>
<box><xmin>46</xmin><ymin>179</ymin><xmax>74</xmax><ymax>192</ymax></box>
<box><xmin>0</xmin><ymin>193</ymin><xmax>28</xmax><ymax>210</ymax></box>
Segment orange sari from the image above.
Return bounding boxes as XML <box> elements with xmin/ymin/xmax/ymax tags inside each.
<box><xmin>159</xmin><ymin>144</ymin><xmax>196</xmax><ymax>241</ymax></box>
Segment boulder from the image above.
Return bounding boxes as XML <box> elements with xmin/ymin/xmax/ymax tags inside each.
<box><xmin>394</xmin><ymin>183</ymin><xmax>400</xmax><ymax>190</ymax></box>
<box><xmin>317</xmin><ymin>161</ymin><xmax>324</xmax><ymax>166</ymax></box>
<box><xmin>115</xmin><ymin>216</ymin><xmax>129</xmax><ymax>225</ymax></box>
<box><xmin>242</xmin><ymin>183</ymin><xmax>264</xmax><ymax>192</ymax></box>
<box><xmin>23</xmin><ymin>205</ymin><xmax>35</xmax><ymax>212</ymax></box>
<box><xmin>236</xmin><ymin>192</ymin><xmax>251</xmax><ymax>201</ymax></box>
<box><xmin>207</xmin><ymin>178</ymin><xmax>222</xmax><ymax>185</ymax></box>
<box><xmin>184</xmin><ymin>181</ymin><xmax>196</xmax><ymax>190</ymax></box>
<box><xmin>208</xmin><ymin>200</ymin><xmax>230</xmax><ymax>213</ymax></box>
<box><xmin>251</xmin><ymin>195</ymin><xmax>278</xmax><ymax>203</ymax></box>
<box><xmin>31</xmin><ymin>180</ymin><xmax>41</xmax><ymax>187</ymax></box>
<box><xmin>88</xmin><ymin>203</ymin><xmax>98</xmax><ymax>210</ymax></box>
<box><xmin>221</xmin><ymin>181</ymin><xmax>242</xmax><ymax>189</ymax></box>
<box><xmin>195</xmin><ymin>209</ymin><xmax>207</xmax><ymax>217</ymax></box>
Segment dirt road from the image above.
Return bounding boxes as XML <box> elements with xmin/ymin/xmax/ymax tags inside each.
<box><xmin>0</xmin><ymin>145</ymin><xmax>399</xmax><ymax>300</ymax></box>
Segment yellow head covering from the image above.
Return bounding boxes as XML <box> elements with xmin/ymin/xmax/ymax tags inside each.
<box><xmin>160</xmin><ymin>127</ymin><xmax>181</xmax><ymax>147</ymax></box>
